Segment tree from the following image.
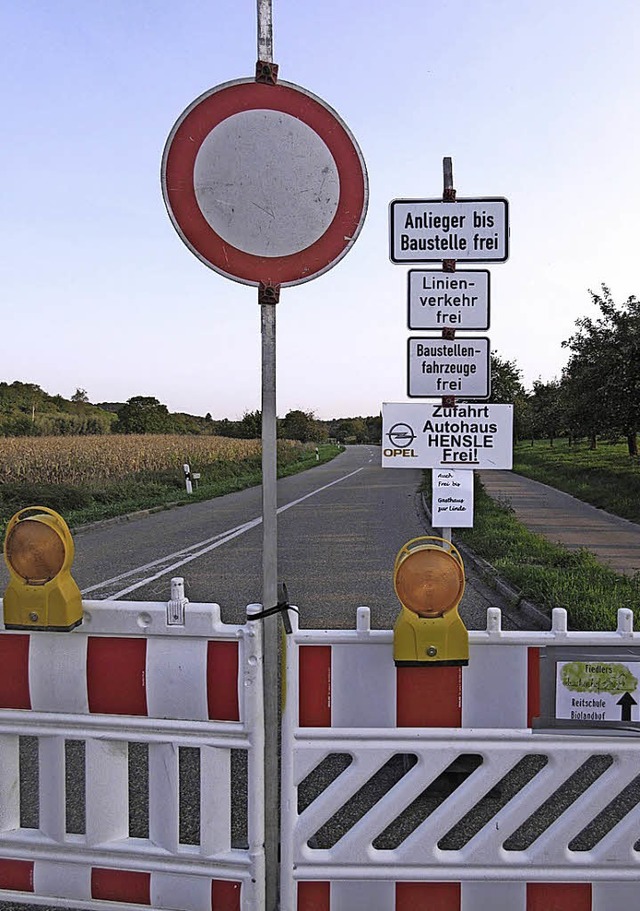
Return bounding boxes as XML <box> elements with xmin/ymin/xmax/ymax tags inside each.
<box><xmin>527</xmin><ymin>378</ymin><xmax>564</xmax><ymax>446</ymax></box>
<box><xmin>115</xmin><ymin>396</ymin><xmax>170</xmax><ymax>434</ymax></box>
<box><xmin>71</xmin><ymin>388</ymin><xmax>89</xmax><ymax>403</ymax></box>
<box><xmin>485</xmin><ymin>352</ymin><xmax>528</xmax><ymax>441</ymax></box>
<box><xmin>562</xmin><ymin>286</ymin><xmax>640</xmax><ymax>456</ymax></box>
<box><xmin>331</xmin><ymin>417</ymin><xmax>367</xmax><ymax>444</ymax></box>
<box><xmin>489</xmin><ymin>352</ymin><xmax>525</xmax><ymax>404</ymax></box>
<box><xmin>279</xmin><ymin>409</ymin><xmax>324</xmax><ymax>442</ymax></box>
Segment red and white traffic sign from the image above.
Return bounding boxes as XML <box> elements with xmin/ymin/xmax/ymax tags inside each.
<box><xmin>162</xmin><ymin>78</ymin><xmax>368</xmax><ymax>287</ymax></box>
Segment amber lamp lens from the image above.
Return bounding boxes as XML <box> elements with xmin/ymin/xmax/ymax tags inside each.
<box><xmin>395</xmin><ymin>548</ymin><xmax>464</xmax><ymax>618</ymax></box>
<box><xmin>6</xmin><ymin>519</ymin><xmax>65</xmax><ymax>583</ymax></box>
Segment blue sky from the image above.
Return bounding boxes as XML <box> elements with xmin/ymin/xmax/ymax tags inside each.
<box><xmin>2</xmin><ymin>1</ymin><xmax>639</xmax><ymax>419</ymax></box>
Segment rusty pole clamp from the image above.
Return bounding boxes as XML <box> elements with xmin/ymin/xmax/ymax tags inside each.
<box><xmin>255</xmin><ymin>60</ymin><xmax>279</xmax><ymax>84</ymax></box>
<box><xmin>259</xmin><ymin>282</ymin><xmax>281</xmax><ymax>305</ymax></box>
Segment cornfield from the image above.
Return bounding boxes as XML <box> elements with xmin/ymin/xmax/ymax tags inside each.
<box><xmin>0</xmin><ymin>435</ymin><xmax>303</xmax><ymax>485</ymax></box>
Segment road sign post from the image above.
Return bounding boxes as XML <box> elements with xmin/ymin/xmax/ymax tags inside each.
<box><xmin>161</xmin><ymin>9</ymin><xmax>368</xmax><ymax>903</ymax></box>
<box><xmin>387</xmin><ymin>159</ymin><xmax>510</xmax><ymax>554</ymax></box>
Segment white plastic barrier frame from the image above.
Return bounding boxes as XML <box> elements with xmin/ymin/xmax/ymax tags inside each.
<box><xmin>0</xmin><ymin>583</ymin><xmax>265</xmax><ymax>911</ymax></box>
<box><xmin>281</xmin><ymin>607</ymin><xmax>640</xmax><ymax>911</ymax></box>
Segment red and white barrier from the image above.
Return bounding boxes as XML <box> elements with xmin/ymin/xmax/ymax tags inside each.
<box><xmin>0</xmin><ymin>589</ymin><xmax>265</xmax><ymax>911</ymax></box>
<box><xmin>281</xmin><ymin>606</ymin><xmax>640</xmax><ymax>910</ymax></box>
<box><xmin>0</xmin><ymin>859</ymin><xmax>243</xmax><ymax>911</ymax></box>
<box><xmin>295</xmin><ymin>880</ymin><xmax>640</xmax><ymax>911</ymax></box>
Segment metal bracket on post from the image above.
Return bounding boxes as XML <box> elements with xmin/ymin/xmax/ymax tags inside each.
<box><xmin>255</xmin><ymin>60</ymin><xmax>279</xmax><ymax>84</ymax></box>
<box><xmin>259</xmin><ymin>282</ymin><xmax>281</xmax><ymax>305</ymax></box>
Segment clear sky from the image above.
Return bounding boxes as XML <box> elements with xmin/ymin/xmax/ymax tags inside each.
<box><xmin>2</xmin><ymin>1</ymin><xmax>639</xmax><ymax>420</ymax></box>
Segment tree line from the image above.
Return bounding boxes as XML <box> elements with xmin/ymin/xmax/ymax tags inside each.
<box><xmin>526</xmin><ymin>287</ymin><xmax>638</xmax><ymax>455</ymax></box>
<box><xmin>2</xmin><ymin>286</ymin><xmax>636</xmax><ymax>452</ymax></box>
<box><xmin>492</xmin><ymin>286</ymin><xmax>639</xmax><ymax>456</ymax></box>
<box><xmin>0</xmin><ymin>384</ymin><xmax>382</xmax><ymax>444</ymax></box>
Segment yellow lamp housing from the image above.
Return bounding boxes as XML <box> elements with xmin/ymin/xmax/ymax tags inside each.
<box><xmin>393</xmin><ymin>536</ymin><xmax>469</xmax><ymax>667</ymax></box>
<box><xmin>3</xmin><ymin>507</ymin><xmax>83</xmax><ymax>632</ymax></box>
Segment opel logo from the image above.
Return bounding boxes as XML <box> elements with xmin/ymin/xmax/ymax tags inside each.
<box><xmin>387</xmin><ymin>423</ymin><xmax>416</xmax><ymax>448</ymax></box>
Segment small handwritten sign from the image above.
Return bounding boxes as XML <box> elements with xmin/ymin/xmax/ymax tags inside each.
<box><xmin>432</xmin><ymin>469</ymin><xmax>474</xmax><ymax>528</ymax></box>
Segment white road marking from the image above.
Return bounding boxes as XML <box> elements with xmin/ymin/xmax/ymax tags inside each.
<box><xmin>83</xmin><ymin>465</ymin><xmax>365</xmax><ymax>599</ymax></box>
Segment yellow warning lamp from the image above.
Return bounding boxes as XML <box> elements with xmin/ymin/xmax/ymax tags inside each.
<box><xmin>393</xmin><ymin>536</ymin><xmax>468</xmax><ymax>667</ymax></box>
<box><xmin>3</xmin><ymin>507</ymin><xmax>83</xmax><ymax>631</ymax></box>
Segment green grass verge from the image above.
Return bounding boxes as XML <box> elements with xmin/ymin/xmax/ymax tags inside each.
<box><xmin>514</xmin><ymin>439</ymin><xmax>640</xmax><ymax>524</ymax></box>
<box><xmin>424</xmin><ymin>472</ymin><xmax>640</xmax><ymax>631</ymax></box>
<box><xmin>0</xmin><ymin>444</ymin><xmax>342</xmax><ymax>535</ymax></box>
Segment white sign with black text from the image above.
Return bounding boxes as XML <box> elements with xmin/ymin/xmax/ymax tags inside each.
<box><xmin>408</xmin><ymin>270</ymin><xmax>490</xmax><ymax>330</ymax></box>
<box><xmin>382</xmin><ymin>402</ymin><xmax>513</xmax><ymax>469</ymax></box>
<box><xmin>390</xmin><ymin>198</ymin><xmax>509</xmax><ymax>263</ymax></box>
<box><xmin>408</xmin><ymin>337</ymin><xmax>490</xmax><ymax>398</ymax></box>
<box><xmin>432</xmin><ymin>469</ymin><xmax>474</xmax><ymax>527</ymax></box>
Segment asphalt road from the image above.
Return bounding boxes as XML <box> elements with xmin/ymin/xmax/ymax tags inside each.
<box><xmin>42</xmin><ymin>445</ymin><xmax>527</xmax><ymax>632</ymax></box>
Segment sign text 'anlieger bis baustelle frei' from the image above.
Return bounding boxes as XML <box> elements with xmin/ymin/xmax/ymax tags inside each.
<box><xmin>382</xmin><ymin>403</ymin><xmax>513</xmax><ymax>469</ymax></box>
<box><xmin>390</xmin><ymin>198</ymin><xmax>508</xmax><ymax>263</ymax></box>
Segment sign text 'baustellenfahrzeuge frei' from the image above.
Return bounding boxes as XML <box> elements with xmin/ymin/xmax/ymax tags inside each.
<box><xmin>407</xmin><ymin>337</ymin><xmax>490</xmax><ymax>398</ymax></box>
<box><xmin>382</xmin><ymin>402</ymin><xmax>513</xmax><ymax>469</ymax></box>
<box><xmin>390</xmin><ymin>198</ymin><xmax>508</xmax><ymax>263</ymax></box>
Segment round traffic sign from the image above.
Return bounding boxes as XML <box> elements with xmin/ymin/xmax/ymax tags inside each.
<box><xmin>161</xmin><ymin>78</ymin><xmax>368</xmax><ymax>287</ymax></box>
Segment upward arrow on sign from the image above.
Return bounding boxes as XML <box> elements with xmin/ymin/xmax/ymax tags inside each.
<box><xmin>617</xmin><ymin>691</ymin><xmax>637</xmax><ymax>721</ymax></box>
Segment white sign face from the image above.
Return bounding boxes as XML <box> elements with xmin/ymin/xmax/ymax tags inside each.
<box><xmin>194</xmin><ymin>110</ymin><xmax>340</xmax><ymax>257</ymax></box>
<box><xmin>382</xmin><ymin>402</ymin><xmax>513</xmax><ymax>469</ymax></box>
<box><xmin>556</xmin><ymin>661</ymin><xmax>640</xmax><ymax>724</ymax></box>
<box><xmin>390</xmin><ymin>198</ymin><xmax>508</xmax><ymax>263</ymax></box>
<box><xmin>408</xmin><ymin>270</ymin><xmax>490</xmax><ymax>330</ymax></box>
<box><xmin>432</xmin><ymin>469</ymin><xmax>474</xmax><ymax>527</ymax></box>
<box><xmin>408</xmin><ymin>337</ymin><xmax>490</xmax><ymax>398</ymax></box>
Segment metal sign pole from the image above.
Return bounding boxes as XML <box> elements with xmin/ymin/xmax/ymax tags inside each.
<box><xmin>163</xmin><ymin>9</ymin><xmax>366</xmax><ymax>904</ymax></box>
<box><xmin>441</xmin><ymin>156</ymin><xmax>456</xmax><ymax>548</ymax></box>
<box><xmin>257</xmin><ymin>8</ymin><xmax>280</xmax><ymax>909</ymax></box>
<box><xmin>260</xmin><ymin>289</ymin><xmax>279</xmax><ymax>911</ymax></box>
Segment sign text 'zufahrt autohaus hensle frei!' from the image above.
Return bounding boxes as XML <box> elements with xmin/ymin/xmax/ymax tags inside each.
<box><xmin>382</xmin><ymin>402</ymin><xmax>513</xmax><ymax>469</ymax></box>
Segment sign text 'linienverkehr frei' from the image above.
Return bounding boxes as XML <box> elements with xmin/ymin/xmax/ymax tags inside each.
<box><xmin>390</xmin><ymin>198</ymin><xmax>509</xmax><ymax>263</ymax></box>
<box><xmin>382</xmin><ymin>403</ymin><xmax>513</xmax><ymax>469</ymax></box>
<box><xmin>408</xmin><ymin>269</ymin><xmax>490</xmax><ymax>330</ymax></box>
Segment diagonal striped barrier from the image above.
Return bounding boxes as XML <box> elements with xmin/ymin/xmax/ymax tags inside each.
<box><xmin>282</xmin><ymin>606</ymin><xmax>640</xmax><ymax>910</ymax></box>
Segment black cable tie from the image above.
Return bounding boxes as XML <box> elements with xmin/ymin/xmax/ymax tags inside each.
<box><xmin>251</xmin><ymin>601</ymin><xmax>287</xmax><ymax>620</ymax></box>
<box><xmin>251</xmin><ymin>583</ymin><xmax>294</xmax><ymax>633</ymax></box>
